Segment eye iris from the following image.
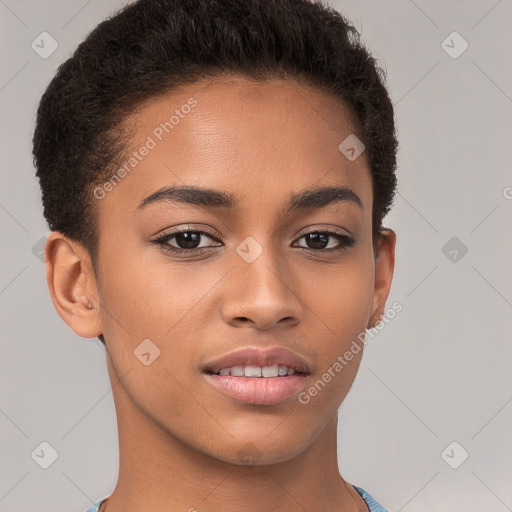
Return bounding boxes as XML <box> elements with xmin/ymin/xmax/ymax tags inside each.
<box><xmin>306</xmin><ymin>233</ymin><xmax>329</xmax><ymax>249</ymax></box>
<box><xmin>175</xmin><ymin>232</ymin><xmax>201</xmax><ymax>249</ymax></box>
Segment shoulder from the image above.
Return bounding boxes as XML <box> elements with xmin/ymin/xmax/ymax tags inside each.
<box><xmin>352</xmin><ymin>485</ymin><xmax>390</xmax><ymax>512</ymax></box>
<box><xmin>84</xmin><ymin>498</ymin><xmax>107</xmax><ymax>512</ymax></box>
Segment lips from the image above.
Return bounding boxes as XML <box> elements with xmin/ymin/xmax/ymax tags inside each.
<box><xmin>201</xmin><ymin>346</ymin><xmax>312</xmax><ymax>375</ymax></box>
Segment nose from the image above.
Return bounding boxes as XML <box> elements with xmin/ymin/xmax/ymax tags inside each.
<box><xmin>221</xmin><ymin>246</ymin><xmax>304</xmax><ymax>330</ymax></box>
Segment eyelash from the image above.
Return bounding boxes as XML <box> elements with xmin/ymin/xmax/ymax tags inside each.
<box><xmin>151</xmin><ymin>228</ymin><xmax>355</xmax><ymax>255</ymax></box>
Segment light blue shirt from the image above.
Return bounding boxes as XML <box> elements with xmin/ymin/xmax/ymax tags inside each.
<box><xmin>85</xmin><ymin>485</ymin><xmax>389</xmax><ymax>511</ymax></box>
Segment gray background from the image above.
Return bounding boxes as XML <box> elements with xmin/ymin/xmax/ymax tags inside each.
<box><xmin>1</xmin><ymin>0</ymin><xmax>511</xmax><ymax>511</ymax></box>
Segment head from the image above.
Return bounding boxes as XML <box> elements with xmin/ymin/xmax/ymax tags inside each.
<box><xmin>33</xmin><ymin>0</ymin><xmax>397</xmax><ymax>465</ymax></box>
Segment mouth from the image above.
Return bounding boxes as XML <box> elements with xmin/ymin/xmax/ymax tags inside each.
<box><xmin>201</xmin><ymin>346</ymin><xmax>311</xmax><ymax>405</ymax></box>
<box><xmin>203</xmin><ymin>365</ymin><xmax>307</xmax><ymax>377</ymax></box>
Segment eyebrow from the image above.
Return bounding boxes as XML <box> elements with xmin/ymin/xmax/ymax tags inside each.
<box><xmin>136</xmin><ymin>185</ymin><xmax>363</xmax><ymax>213</ymax></box>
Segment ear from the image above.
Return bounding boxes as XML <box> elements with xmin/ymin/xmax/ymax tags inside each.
<box><xmin>368</xmin><ymin>228</ymin><xmax>396</xmax><ymax>328</ymax></box>
<box><xmin>44</xmin><ymin>231</ymin><xmax>102</xmax><ymax>338</ymax></box>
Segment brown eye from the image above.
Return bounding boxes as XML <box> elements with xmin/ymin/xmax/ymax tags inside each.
<box><xmin>294</xmin><ymin>231</ymin><xmax>355</xmax><ymax>251</ymax></box>
<box><xmin>154</xmin><ymin>229</ymin><xmax>222</xmax><ymax>253</ymax></box>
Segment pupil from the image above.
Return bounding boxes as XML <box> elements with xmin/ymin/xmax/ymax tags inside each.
<box><xmin>307</xmin><ymin>233</ymin><xmax>328</xmax><ymax>249</ymax></box>
<box><xmin>176</xmin><ymin>232</ymin><xmax>200</xmax><ymax>249</ymax></box>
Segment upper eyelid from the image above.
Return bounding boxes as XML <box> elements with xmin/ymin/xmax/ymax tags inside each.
<box><xmin>154</xmin><ymin>227</ymin><xmax>220</xmax><ymax>241</ymax></box>
<box><xmin>155</xmin><ymin>223</ymin><xmax>353</xmax><ymax>238</ymax></box>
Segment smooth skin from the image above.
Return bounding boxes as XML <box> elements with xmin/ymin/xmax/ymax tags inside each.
<box><xmin>45</xmin><ymin>75</ymin><xmax>395</xmax><ymax>512</ymax></box>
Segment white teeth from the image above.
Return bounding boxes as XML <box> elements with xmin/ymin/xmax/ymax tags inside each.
<box><xmin>216</xmin><ymin>365</ymin><xmax>299</xmax><ymax>377</ymax></box>
<box><xmin>230</xmin><ymin>366</ymin><xmax>245</xmax><ymax>377</ymax></box>
<box><xmin>262</xmin><ymin>365</ymin><xmax>279</xmax><ymax>377</ymax></box>
<box><xmin>245</xmin><ymin>365</ymin><xmax>262</xmax><ymax>377</ymax></box>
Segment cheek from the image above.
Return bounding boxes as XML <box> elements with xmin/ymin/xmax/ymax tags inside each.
<box><xmin>97</xmin><ymin>253</ymin><xmax>203</xmax><ymax>428</ymax></box>
<box><xmin>97</xmin><ymin>248</ymin><xmax>225</xmax><ymax>380</ymax></box>
<box><xmin>299</xmin><ymin>274</ymin><xmax>372</xmax><ymax>412</ymax></box>
<box><xmin>98</xmin><ymin>243</ymin><xmax>203</xmax><ymax>331</ymax></box>
<box><xmin>306</xmin><ymin>261</ymin><xmax>374</xmax><ymax>347</ymax></box>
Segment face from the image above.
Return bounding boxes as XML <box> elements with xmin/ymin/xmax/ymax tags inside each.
<box><xmin>47</xmin><ymin>75</ymin><xmax>395</xmax><ymax>466</ymax></box>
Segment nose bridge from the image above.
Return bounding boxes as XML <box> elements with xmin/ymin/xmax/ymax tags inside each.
<box><xmin>222</xmin><ymin>235</ymin><xmax>303</xmax><ymax>328</ymax></box>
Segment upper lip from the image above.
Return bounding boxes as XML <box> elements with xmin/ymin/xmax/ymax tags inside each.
<box><xmin>201</xmin><ymin>346</ymin><xmax>312</xmax><ymax>375</ymax></box>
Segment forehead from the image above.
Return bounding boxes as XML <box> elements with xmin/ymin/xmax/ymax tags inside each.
<box><xmin>96</xmin><ymin>75</ymin><xmax>372</xmax><ymax>222</ymax></box>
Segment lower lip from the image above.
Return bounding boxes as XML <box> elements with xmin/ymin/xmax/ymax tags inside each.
<box><xmin>203</xmin><ymin>373</ymin><xmax>308</xmax><ymax>405</ymax></box>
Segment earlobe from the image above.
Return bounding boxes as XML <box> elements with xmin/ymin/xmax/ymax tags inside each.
<box><xmin>368</xmin><ymin>228</ymin><xmax>396</xmax><ymax>328</ymax></box>
<box><xmin>44</xmin><ymin>231</ymin><xmax>102</xmax><ymax>338</ymax></box>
